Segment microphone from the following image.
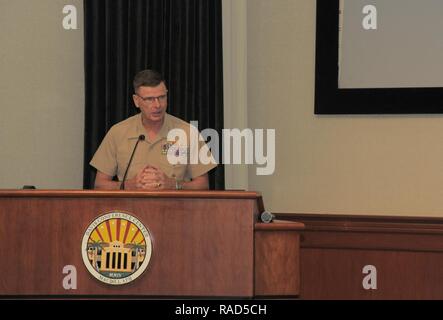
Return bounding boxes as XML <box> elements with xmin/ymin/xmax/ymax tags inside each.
<box><xmin>120</xmin><ymin>134</ymin><xmax>145</xmax><ymax>190</ymax></box>
<box><xmin>260</xmin><ymin>211</ymin><xmax>275</xmax><ymax>223</ymax></box>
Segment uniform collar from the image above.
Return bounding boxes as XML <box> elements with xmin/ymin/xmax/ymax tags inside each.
<box><xmin>129</xmin><ymin>113</ymin><xmax>171</xmax><ymax>144</ymax></box>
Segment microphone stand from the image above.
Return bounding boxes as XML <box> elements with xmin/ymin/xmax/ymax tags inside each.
<box><xmin>120</xmin><ymin>134</ymin><xmax>145</xmax><ymax>190</ymax></box>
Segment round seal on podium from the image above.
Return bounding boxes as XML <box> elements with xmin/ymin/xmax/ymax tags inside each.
<box><xmin>81</xmin><ymin>211</ymin><xmax>153</xmax><ymax>285</ymax></box>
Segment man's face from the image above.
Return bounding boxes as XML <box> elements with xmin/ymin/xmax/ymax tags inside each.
<box><xmin>133</xmin><ymin>82</ymin><xmax>168</xmax><ymax>124</ymax></box>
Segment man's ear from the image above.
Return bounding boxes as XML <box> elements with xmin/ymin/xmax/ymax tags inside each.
<box><xmin>132</xmin><ymin>94</ymin><xmax>140</xmax><ymax>108</ymax></box>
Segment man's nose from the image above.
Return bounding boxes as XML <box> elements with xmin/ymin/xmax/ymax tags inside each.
<box><xmin>151</xmin><ymin>98</ymin><xmax>161</xmax><ymax>107</ymax></box>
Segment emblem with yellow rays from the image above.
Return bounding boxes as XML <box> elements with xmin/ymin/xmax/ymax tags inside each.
<box><xmin>81</xmin><ymin>211</ymin><xmax>153</xmax><ymax>285</ymax></box>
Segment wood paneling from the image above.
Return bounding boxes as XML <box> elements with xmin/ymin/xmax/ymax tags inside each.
<box><xmin>0</xmin><ymin>192</ymin><xmax>258</xmax><ymax>296</ymax></box>
<box><xmin>0</xmin><ymin>191</ymin><xmax>302</xmax><ymax>298</ymax></box>
<box><xmin>0</xmin><ymin>190</ymin><xmax>262</xmax><ymax>199</ymax></box>
<box><xmin>254</xmin><ymin>221</ymin><xmax>304</xmax><ymax>296</ymax></box>
<box><xmin>277</xmin><ymin>213</ymin><xmax>443</xmax><ymax>300</ymax></box>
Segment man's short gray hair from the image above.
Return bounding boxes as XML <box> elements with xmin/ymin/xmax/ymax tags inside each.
<box><xmin>133</xmin><ymin>69</ymin><xmax>165</xmax><ymax>93</ymax></box>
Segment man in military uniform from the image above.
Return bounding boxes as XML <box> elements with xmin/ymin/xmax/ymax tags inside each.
<box><xmin>90</xmin><ymin>69</ymin><xmax>217</xmax><ymax>190</ymax></box>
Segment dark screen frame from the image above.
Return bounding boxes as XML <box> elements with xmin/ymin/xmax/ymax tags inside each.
<box><xmin>315</xmin><ymin>0</ymin><xmax>443</xmax><ymax>114</ymax></box>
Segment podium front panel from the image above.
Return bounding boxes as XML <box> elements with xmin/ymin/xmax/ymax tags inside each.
<box><xmin>0</xmin><ymin>191</ymin><xmax>259</xmax><ymax>297</ymax></box>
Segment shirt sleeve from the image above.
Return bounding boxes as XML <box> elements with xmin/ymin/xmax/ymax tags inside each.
<box><xmin>89</xmin><ymin>129</ymin><xmax>118</xmax><ymax>177</ymax></box>
<box><xmin>184</xmin><ymin>128</ymin><xmax>218</xmax><ymax>180</ymax></box>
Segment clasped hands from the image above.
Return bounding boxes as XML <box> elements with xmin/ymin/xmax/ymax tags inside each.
<box><xmin>127</xmin><ymin>165</ymin><xmax>176</xmax><ymax>190</ymax></box>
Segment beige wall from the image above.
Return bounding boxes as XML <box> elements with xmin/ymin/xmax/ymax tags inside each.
<box><xmin>0</xmin><ymin>0</ymin><xmax>84</xmax><ymax>189</ymax></box>
<box><xmin>222</xmin><ymin>0</ymin><xmax>249</xmax><ymax>190</ymax></box>
<box><xmin>222</xmin><ymin>0</ymin><xmax>443</xmax><ymax>216</ymax></box>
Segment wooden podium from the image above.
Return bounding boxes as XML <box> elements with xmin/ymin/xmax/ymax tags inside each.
<box><xmin>0</xmin><ymin>190</ymin><xmax>303</xmax><ymax>298</ymax></box>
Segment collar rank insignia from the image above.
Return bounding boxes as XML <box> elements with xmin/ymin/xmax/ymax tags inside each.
<box><xmin>161</xmin><ymin>142</ymin><xmax>174</xmax><ymax>155</ymax></box>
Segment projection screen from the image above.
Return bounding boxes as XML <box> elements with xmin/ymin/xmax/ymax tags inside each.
<box><xmin>339</xmin><ymin>0</ymin><xmax>443</xmax><ymax>89</ymax></box>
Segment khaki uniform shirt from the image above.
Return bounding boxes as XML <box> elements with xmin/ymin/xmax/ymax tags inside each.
<box><xmin>90</xmin><ymin>113</ymin><xmax>217</xmax><ymax>182</ymax></box>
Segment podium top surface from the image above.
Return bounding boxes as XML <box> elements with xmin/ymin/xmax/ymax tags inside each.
<box><xmin>0</xmin><ymin>189</ymin><xmax>262</xmax><ymax>199</ymax></box>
